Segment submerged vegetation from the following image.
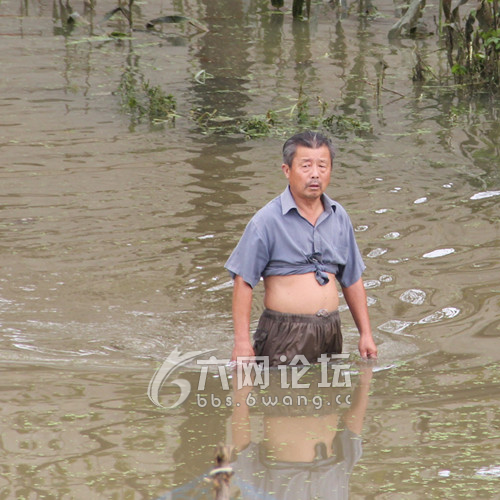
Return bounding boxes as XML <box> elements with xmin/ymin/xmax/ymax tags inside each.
<box><xmin>390</xmin><ymin>0</ymin><xmax>500</xmax><ymax>88</ymax></box>
<box><xmin>53</xmin><ymin>0</ymin><xmax>500</xmax><ymax>134</ymax></box>
<box><xmin>441</xmin><ymin>0</ymin><xmax>500</xmax><ymax>87</ymax></box>
<box><xmin>112</xmin><ymin>0</ymin><xmax>498</xmax><ymax>135</ymax></box>
<box><xmin>188</xmin><ymin>88</ymin><xmax>372</xmax><ymax>139</ymax></box>
<box><xmin>116</xmin><ymin>67</ymin><xmax>369</xmax><ymax>138</ymax></box>
<box><xmin>117</xmin><ymin>68</ymin><xmax>177</xmax><ymax>126</ymax></box>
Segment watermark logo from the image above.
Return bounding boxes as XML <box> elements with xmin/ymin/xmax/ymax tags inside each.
<box><xmin>148</xmin><ymin>350</ymin><xmax>352</xmax><ymax>409</ymax></box>
<box><xmin>147</xmin><ymin>347</ymin><xmax>217</xmax><ymax>409</ymax></box>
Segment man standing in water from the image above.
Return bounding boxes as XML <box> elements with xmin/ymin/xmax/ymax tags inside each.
<box><xmin>225</xmin><ymin>131</ymin><xmax>377</xmax><ymax>365</ymax></box>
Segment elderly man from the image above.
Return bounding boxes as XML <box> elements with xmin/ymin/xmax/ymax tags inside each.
<box><xmin>225</xmin><ymin>131</ymin><xmax>377</xmax><ymax>366</ymax></box>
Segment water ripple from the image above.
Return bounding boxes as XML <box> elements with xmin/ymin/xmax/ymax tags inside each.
<box><xmin>364</xmin><ymin>279</ymin><xmax>381</xmax><ymax>289</ymax></box>
<box><xmin>475</xmin><ymin>466</ymin><xmax>500</xmax><ymax>478</ymax></box>
<box><xmin>418</xmin><ymin>307</ymin><xmax>460</xmax><ymax>324</ymax></box>
<box><xmin>207</xmin><ymin>280</ymin><xmax>233</xmax><ymax>292</ymax></box>
<box><xmin>367</xmin><ymin>248</ymin><xmax>388</xmax><ymax>258</ymax></box>
<box><xmin>384</xmin><ymin>232</ymin><xmax>400</xmax><ymax>239</ymax></box>
<box><xmin>378</xmin><ymin>320</ymin><xmax>414</xmax><ymax>335</ymax></box>
<box><xmin>400</xmin><ymin>289</ymin><xmax>427</xmax><ymax>305</ymax></box>
<box><xmin>378</xmin><ymin>306</ymin><xmax>460</xmax><ymax>335</ymax></box>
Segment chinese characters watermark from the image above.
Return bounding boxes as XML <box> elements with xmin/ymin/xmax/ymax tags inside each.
<box><xmin>148</xmin><ymin>349</ymin><xmax>352</xmax><ymax>409</ymax></box>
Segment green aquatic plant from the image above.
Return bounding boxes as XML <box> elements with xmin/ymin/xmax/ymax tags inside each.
<box><xmin>117</xmin><ymin>77</ymin><xmax>368</xmax><ymax>137</ymax></box>
<box><xmin>190</xmin><ymin>93</ymin><xmax>370</xmax><ymax>139</ymax></box>
<box><xmin>295</xmin><ymin>87</ymin><xmax>311</xmax><ymax>125</ymax></box>
<box><xmin>388</xmin><ymin>0</ymin><xmax>499</xmax><ymax>89</ymax></box>
<box><xmin>238</xmin><ymin>116</ymin><xmax>273</xmax><ymax>137</ymax></box>
<box><xmin>143</xmin><ymin>82</ymin><xmax>176</xmax><ymax>121</ymax></box>
<box><xmin>322</xmin><ymin>113</ymin><xmax>372</xmax><ymax>135</ymax></box>
<box><xmin>442</xmin><ymin>0</ymin><xmax>500</xmax><ymax>88</ymax></box>
<box><xmin>117</xmin><ymin>68</ymin><xmax>176</xmax><ymax>125</ymax></box>
<box><xmin>190</xmin><ymin>108</ymin><xmax>273</xmax><ymax>138</ymax></box>
<box><xmin>118</xmin><ymin>68</ymin><xmax>140</xmax><ymax>112</ymax></box>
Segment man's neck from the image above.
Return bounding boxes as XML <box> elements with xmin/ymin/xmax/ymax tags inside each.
<box><xmin>290</xmin><ymin>189</ymin><xmax>325</xmax><ymax>226</ymax></box>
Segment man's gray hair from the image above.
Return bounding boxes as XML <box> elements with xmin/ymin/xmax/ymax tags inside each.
<box><xmin>282</xmin><ymin>131</ymin><xmax>336</xmax><ymax>168</ymax></box>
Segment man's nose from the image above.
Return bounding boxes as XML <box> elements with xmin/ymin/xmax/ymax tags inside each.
<box><xmin>311</xmin><ymin>164</ymin><xmax>320</xmax><ymax>177</ymax></box>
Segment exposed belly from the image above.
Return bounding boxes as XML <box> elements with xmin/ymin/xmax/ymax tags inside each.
<box><xmin>263</xmin><ymin>272</ymin><xmax>339</xmax><ymax>314</ymax></box>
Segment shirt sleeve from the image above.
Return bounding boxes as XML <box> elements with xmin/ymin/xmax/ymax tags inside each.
<box><xmin>335</xmin><ymin>216</ymin><xmax>366</xmax><ymax>288</ymax></box>
<box><xmin>224</xmin><ymin>218</ymin><xmax>270</xmax><ymax>288</ymax></box>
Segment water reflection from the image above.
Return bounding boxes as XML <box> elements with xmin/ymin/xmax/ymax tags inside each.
<box><xmin>230</xmin><ymin>363</ymin><xmax>372</xmax><ymax>499</ymax></box>
<box><xmin>190</xmin><ymin>0</ymin><xmax>253</xmax><ymax>118</ymax></box>
<box><xmin>260</xmin><ymin>10</ymin><xmax>284</xmax><ymax>66</ymax></box>
<box><xmin>161</xmin><ymin>362</ymin><xmax>373</xmax><ymax>499</ymax></box>
<box><xmin>291</xmin><ymin>17</ymin><xmax>312</xmax><ymax>91</ymax></box>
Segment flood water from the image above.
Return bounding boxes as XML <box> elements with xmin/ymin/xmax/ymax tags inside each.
<box><xmin>1</xmin><ymin>0</ymin><xmax>499</xmax><ymax>498</ymax></box>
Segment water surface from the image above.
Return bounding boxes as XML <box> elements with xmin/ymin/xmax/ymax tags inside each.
<box><xmin>0</xmin><ymin>0</ymin><xmax>499</xmax><ymax>498</ymax></box>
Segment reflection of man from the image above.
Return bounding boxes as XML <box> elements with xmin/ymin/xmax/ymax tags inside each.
<box><xmin>225</xmin><ymin>131</ymin><xmax>377</xmax><ymax>365</ymax></box>
<box><xmin>230</xmin><ymin>364</ymin><xmax>374</xmax><ymax>499</ymax></box>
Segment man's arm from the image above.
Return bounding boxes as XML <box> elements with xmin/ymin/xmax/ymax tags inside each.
<box><xmin>343</xmin><ymin>363</ymin><xmax>373</xmax><ymax>435</ymax></box>
<box><xmin>342</xmin><ymin>278</ymin><xmax>378</xmax><ymax>359</ymax></box>
<box><xmin>230</xmin><ymin>376</ymin><xmax>252</xmax><ymax>451</ymax></box>
<box><xmin>231</xmin><ymin>275</ymin><xmax>255</xmax><ymax>361</ymax></box>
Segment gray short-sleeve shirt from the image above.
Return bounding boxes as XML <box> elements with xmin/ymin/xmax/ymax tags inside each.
<box><xmin>224</xmin><ymin>187</ymin><xmax>365</xmax><ymax>289</ymax></box>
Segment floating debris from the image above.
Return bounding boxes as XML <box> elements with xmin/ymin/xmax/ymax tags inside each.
<box><xmin>146</xmin><ymin>15</ymin><xmax>208</xmax><ymax>32</ymax></box>
<box><xmin>414</xmin><ymin>197</ymin><xmax>428</xmax><ymax>204</ymax></box>
<box><xmin>101</xmin><ymin>6</ymin><xmax>131</xmax><ymax>25</ymax></box>
<box><xmin>422</xmin><ymin>248</ymin><xmax>455</xmax><ymax>259</ymax></box>
<box><xmin>470</xmin><ymin>191</ymin><xmax>500</xmax><ymax>200</ymax></box>
<box><xmin>475</xmin><ymin>465</ymin><xmax>500</xmax><ymax>478</ymax></box>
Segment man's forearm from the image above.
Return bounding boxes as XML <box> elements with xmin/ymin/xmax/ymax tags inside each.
<box><xmin>342</xmin><ymin>278</ymin><xmax>372</xmax><ymax>335</ymax></box>
<box><xmin>342</xmin><ymin>278</ymin><xmax>378</xmax><ymax>359</ymax></box>
<box><xmin>231</xmin><ymin>275</ymin><xmax>254</xmax><ymax>359</ymax></box>
<box><xmin>233</xmin><ymin>275</ymin><xmax>252</xmax><ymax>340</ymax></box>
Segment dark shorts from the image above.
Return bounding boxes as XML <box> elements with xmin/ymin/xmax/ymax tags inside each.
<box><xmin>253</xmin><ymin>308</ymin><xmax>343</xmax><ymax>367</ymax></box>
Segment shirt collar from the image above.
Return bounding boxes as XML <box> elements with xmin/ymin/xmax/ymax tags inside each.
<box><xmin>280</xmin><ymin>186</ymin><xmax>337</xmax><ymax>215</ymax></box>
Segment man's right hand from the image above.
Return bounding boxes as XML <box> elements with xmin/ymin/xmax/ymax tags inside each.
<box><xmin>231</xmin><ymin>341</ymin><xmax>255</xmax><ymax>363</ymax></box>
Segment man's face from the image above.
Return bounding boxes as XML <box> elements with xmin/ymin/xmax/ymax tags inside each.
<box><xmin>282</xmin><ymin>145</ymin><xmax>332</xmax><ymax>201</ymax></box>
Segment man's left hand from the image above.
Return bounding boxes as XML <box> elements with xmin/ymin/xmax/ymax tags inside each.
<box><xmin>358</xmin><ymin>335</ymin><xmax>378</xmax><ymax>359</ymax></box>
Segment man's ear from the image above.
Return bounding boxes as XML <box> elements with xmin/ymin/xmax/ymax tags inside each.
<box><xmin>281</xmin><ymin>163</ymin><xmax>290</xmax><ymax>178</ymax></box>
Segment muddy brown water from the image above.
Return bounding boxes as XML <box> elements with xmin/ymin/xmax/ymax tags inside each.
<box><xmin>0</xmin><ymin>0</ymin><xmax>499</xmax><ymax>498</ymax></box>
